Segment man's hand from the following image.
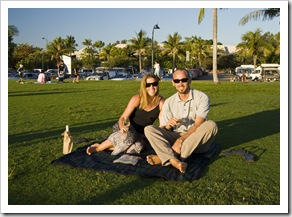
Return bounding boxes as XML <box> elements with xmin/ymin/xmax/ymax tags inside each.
<box><xmin>165</xmin><ymin>117</ymin><xmax>181</xmax><ymax>130</ymax></box>
<box><xmin>172</xmin><ymin>138</ymin><xmax>183</xmax><ymax>155</ymax></box>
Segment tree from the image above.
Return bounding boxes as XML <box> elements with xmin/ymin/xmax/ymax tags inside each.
<box><xmin>198</xmin><ymin>8</ymin><xmax>220</xmax><ymax>83</ymax></box>
<box><xmin>162</xmin><ymin>32</ymin><xmax>184</xmax><ymax>73</ymax></box>
<box><xmin>8</xmin><ymin>25</ymin><xmax>19</xmax><ymax>68</ymax></box>
<box><xmin>12</xmin><ymin>43</ymin><xmax>42</xmax><ymax>69</ymax></box>
<box><xmin>239</xmin><ymin>8</ymin><xmax>280</xmax><ymax>26</ymax></box>
<box><xmin>64</xmin><ymin>35</ymin><xmax>78</xmax><ymax>57</ymax></box>
<box><xmin>129</xmin><ymin>29</ymin><xmax>151</xmax><ymax>73</ymax></box>
<box><xmin>99</xmin><ymin>43</ymin><xmax>114</xmax><ymax>67</ymax></box>
<box><xmin>236</xmin><ymin>28</ymin><xmax>274</xmax><ymax>68</ymax></box>
<box><xmin>46</xmin><ymin>37</ymin><xmax>66</xmax><ymax>65</ymax></box>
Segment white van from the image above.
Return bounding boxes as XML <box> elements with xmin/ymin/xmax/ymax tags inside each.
<box><xmin>250</xmin><ymin>64</ymin><xmax>280</xmax><ymax>81</ymax></box>
<box><xmin>235</xmin><ymin>65</ymin><xmax>254</xmax><ymax>79</ymax></box>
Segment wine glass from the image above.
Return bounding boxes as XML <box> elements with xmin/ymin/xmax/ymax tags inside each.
<box><xmin>123</xmin><ymin>117</ymin><xmax>130</xmax><ymax>128</ymax></box>
<box><xmin>176</xmin><ymin>118</ymin><xmax>182</xmax><ymax>126</ymax></box>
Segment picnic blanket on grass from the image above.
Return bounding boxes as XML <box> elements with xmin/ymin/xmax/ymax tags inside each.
<box><xmin>51</xmin><ymin>142</ymin><xmax>221</xmax><ymax>181</ymax></box>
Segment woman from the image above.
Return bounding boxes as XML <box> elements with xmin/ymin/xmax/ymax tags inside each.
<box><xmin>86</xmin><ymin>73</ymin><xmax>164</xmax><ymax>155</ymax></box>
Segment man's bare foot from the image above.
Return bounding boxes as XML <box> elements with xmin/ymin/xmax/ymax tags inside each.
<box><xmin>169</xmin><ymin>158</ymin><xmax>188</xmax><ymax>173</ymax></box>
<box><xmin>146</xmin><ymin>155</ymin><xmax>162</xmax><ymax>165</ymax></box>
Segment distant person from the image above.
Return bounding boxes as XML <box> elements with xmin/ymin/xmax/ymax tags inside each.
<box><xmin>154</xmin><ymin>61</ymin><xmax>160</xmax><ymax>78</ymax></box>
<box><xmin>86</xmin><ymin>73</ymin><xmax>165</xmax><ymax>156</ymax></box>
<box><xmin>17</xmin><ymin>64</ymin><xmax>24</xmax><ymax>84</ymax></box>
<box><xmin>57</xmin><ymin>60</ymin><xmax>66</xmax><ymax>83</ymax></box>
<box><xmin>144</xmin><ymin>69</ymin><xmax>218</xmax><ymax>173</ymax></box>
<box><xmin>37</xmin><ymin>69</ymin><xmax>46</xmax><ymax>84</ymax></box>
<box><xmin>72</xmin><ymin>65</ymin><xmax>80</xmax><ymax>83</ymax></box>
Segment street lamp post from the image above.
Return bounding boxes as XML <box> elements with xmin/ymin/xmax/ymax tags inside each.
<box><xmin>42</xmin><ymin>37</ymin><xmax>48</xmax><ymax>70</ymax></box>
<box><xmin>151</xmin><ymin>24</ymin><xmax>160</xmax><ymax>73</ymax></box>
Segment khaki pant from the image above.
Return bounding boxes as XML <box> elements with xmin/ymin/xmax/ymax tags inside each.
<box><xmin>144</xmin><ymin>120</ymin><xmax>218</xmax><ymax>166</ymax></box>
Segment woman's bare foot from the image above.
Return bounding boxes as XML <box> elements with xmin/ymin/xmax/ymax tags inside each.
<box><xmin>146</xmin><ymin>155</ymin><xmax>162</xmax><ymax>165</ymax></box>
<box><xmin>169</xmin><ymin>158</ymin><xmax>188</xmax><ymax>173</ymax></box>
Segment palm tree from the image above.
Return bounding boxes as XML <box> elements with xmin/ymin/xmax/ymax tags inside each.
<box><xmin>129</xmin><ymin>29</ymin><xmax>151</xmax><ymax>73</ymax></box>
<box><xmin>99</xmin><ymin>43</ymin><xmax>114</xmax><ymax>67</ymax></box>
<box><xmin>93</xmin><ymin>40</ymin><xmax>105</xmax><ymax>53</ymax></box>
<box><xmin>162</xmin><ymin>32</ymin><xmax>184</xmax><ymax>73</ymax></box>
<box><xmin>239</xmin><ymin>8</ymin><xmax>280</xmax><ymax>26</ymax></box>
<box><xmin>236</xmin><ymin>28</ymin><xmax>274</xmax><ymax>68</ymax></box>
<box><xmin>64</xmin><ymin>35</ymin><xmax>78</xmax><ymax>57</ymax></box>
<box><xmin>192</xmin><ymin>37</ymin><xmax>211</xmax><ymax>67</ymax></box>
<box><xmin>46</xmin><ymin>37</ymin><xmax>66</xmax><ymax>65</ymax></box>
<box><xmin>8</xmin><ymin>25</ymin><xmax>19</xmax><ymax>37</ymax></box>
<box><xmin>198</xmin><ymin>9</ymin><xmax>219</xmax><ymax>83</ymax></box>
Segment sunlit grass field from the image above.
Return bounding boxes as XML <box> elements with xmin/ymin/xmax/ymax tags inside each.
<box><xmin>6</xmin><ymin>77</ymin><xmax>282</xmax><ymax>209</ymax></box>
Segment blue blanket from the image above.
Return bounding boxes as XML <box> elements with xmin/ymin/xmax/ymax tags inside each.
<box><xmin>52</xmin><ymin>142</ymin><xmax>221</xmax><ymax>181</ymax></box>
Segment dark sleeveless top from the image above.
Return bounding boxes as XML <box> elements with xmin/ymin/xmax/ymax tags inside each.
<box><xmin>129</xmin><ymin>105</ymin><xmax>160</xmax><ymax>134</ymax></box>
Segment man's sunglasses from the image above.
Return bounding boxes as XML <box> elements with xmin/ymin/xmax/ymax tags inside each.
<box><xmin>146</xmin><ymin>81</ymin><xmax>159</xmax><ymax>88</ymax></box>
<box><xmin>173</xmin><ymin>78</ymin><xmax>189</xmax><ymax>83</ymax></box>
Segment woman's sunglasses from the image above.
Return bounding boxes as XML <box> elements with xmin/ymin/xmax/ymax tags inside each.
<box><xmin>172</xmin><ymin>78</ymin><xmax>189</xmax><ymax>83</ymax></box>
<box><xmin>146</xmin><ymin>81</ymin><xmax>159</xmax><ymax>88</ymax></box>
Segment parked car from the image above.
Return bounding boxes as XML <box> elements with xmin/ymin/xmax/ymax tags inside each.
<box><xmin>8</xmin><ymin>73</ymin><xmax>20</xmax><ymax>80</ymax></box>
<box><xmin>110</xmin><ymin>73</ymin><xmax>134</xmax><ymax>81</ymax></box>
<box><xmin>132</xmin><ymin>73</ymin><xmax>144</xmax><ymax>80</ymax></box>
<box><xmin>46</xmin><ymin>69</ymin><xmax>58</xmax><ymax>79</ymax></box>
<box><xmin>86</xmin><ymin>72</ymin><xmax>110</xmax><ymax>81</ymax></box>
<box><xmin>23</xmin><ymin>72</ymin><xmax>39</xmax><ymax>79</ymax></box>
<box><xmin>250</xmin><ymin>64</ymin><xmax>280</xmax><ymax>81</ymax></box>
<box><xmin>187</xmin><ymin>69</ymin><xmax>198</xmax><ymax>80</ymax></box>
<box><xmin>162</xmin><ymin>73</ymin><xmax>173</xmax><ymax>81</ymax></box>
<box><xmin>235</xmin><ymin>65</ymin><xmax>254</xmax><ymax>79</ymax></box>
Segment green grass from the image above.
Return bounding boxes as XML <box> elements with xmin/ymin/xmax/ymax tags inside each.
<box><xmin>7</xmin><ymin>78</ymin><xmax>281</xmax><ymax>206</ymax></box>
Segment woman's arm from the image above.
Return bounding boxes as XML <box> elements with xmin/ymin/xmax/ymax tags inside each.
<box><xmin>118</xmin><ymin>95</ymin><xmax>140</xmax><ymax>132</ymax></box>
<box><xmin>158</xmin><ymin>96</ymin><xmax>165</xmax><ymax>127</ymax></box>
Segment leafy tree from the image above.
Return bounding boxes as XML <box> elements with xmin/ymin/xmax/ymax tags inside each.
<box><xmin>129</xmin><ymin>29</ymin><xmax>151</xmax><ymax>72</ymax></box>
<box><xmin>236</xmin><ymin>28</ymin><xmax>274</xmax><ymax>68</ymax></box>
<box><xmin>81</xmin><ymin>39</ymin><xmax>100</xmax><ymax>68</ymax></box>
<box><xmin>261</xmin><ymin>32</ymin><xmax>280</xmax><ymax>63</ymax></box>
<box><xmin>64</xmin><ymin>35</ymin><xmax>78</xmax><ymax>57</ymax></box>
<box><xmin>8</xmin><ymin>25</ymin><xmax>19</xmax><ymax>68</ymax></box>
<box><xmin>161</xmin><ymin>32</ymin><xmax>184</xmax><ymax>73</ymax></box>
<box><xmin>12</xmin><ymin>44</ymin><xmax>42</xmax><ymax>69</ymax></box>
<box><xmin>46</xmin><ymin>37</ymin><xmax>66</xmax><ymax>65</ymax></box>
<box><xmin>99</xmin><ymin>43</ymin><xmax>115</xmax><ymax>67</ymax></box>
<box><xmin>239</xmin><ymin>8</ymin><xmax>280</xmax><ymax>26</ymax></box>
<box><xmin>198</xmin><ymin>8</ymin><xmax>220</xmax><ymax>83</ymax></box>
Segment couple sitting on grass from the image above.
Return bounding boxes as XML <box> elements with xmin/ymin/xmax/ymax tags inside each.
<box><xmin>86</xmin><ymin>70</ymin><xmax>218</xmax><ymax>173</ymax></box>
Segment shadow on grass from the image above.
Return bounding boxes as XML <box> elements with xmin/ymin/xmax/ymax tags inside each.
<box><xmin>79</xmin><ymin>177</ymin><xmax>158</xmax><ymax>205</ymax></box>
<box><xmin>215</xmin><ymin>108</ymin><xmax>280</xmax><ymax>160</ymax></box>
<box><xmin>8</xmin><ymin>88</ymin><xmax>109</xmax><ymax>97</ymax></box>
<box><xmin>8</xmin><ymin>117</ymin><xmax>118</xmax><ymax>147</ymax></box>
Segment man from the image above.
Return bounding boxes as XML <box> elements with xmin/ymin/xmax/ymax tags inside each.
<box><xmin>57</xmin><ymin>60</ymin><xmax>66</xmax><ymax>83</ymax></box>
<box><xmin>144</xmin><ymin>69</ymin><xmax>218</xmax><ymax>173</ymax></box>
<box><xmin>17</xmin><ymin>64</ymin><xmax>24</xmax><ymax>83</ymax></box>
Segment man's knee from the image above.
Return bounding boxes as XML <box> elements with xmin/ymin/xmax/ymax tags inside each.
<box><xmin>144</xmin><ymin>125</ymin><xmax>157</xmax><ymax>137</ymax></box>
<box><xmin>205</xmin><ymin>120</ymin><xmax>218</xmax><ymax>135</ymax></box>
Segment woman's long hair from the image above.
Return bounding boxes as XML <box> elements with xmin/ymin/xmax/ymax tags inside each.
<box><xmin>139</xmin><ymin>73</ymin><xmax>160</xmax><ymax>109</ymax></box>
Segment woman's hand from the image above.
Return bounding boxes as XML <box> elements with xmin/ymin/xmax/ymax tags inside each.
<box><xmin>119</xmin><ymin>126</ymin><xmax>129</xmax><ymax>133</ymax></box>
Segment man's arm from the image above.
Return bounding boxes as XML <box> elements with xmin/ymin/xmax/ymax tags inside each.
<box><xmin>172</xmin><ymin>116</ymin><xmax>206</xmax><ymax>154</ymax></box>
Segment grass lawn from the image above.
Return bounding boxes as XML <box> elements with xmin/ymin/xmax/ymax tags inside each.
<box><xmin>4</xmin><ymin>77</ymin><xmax>285</xmax><ymax>212</ymax></box>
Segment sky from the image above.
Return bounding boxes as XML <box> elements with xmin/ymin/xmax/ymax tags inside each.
<box><xmin>5</xmin><ymin>1</ymin><xmax>283</xmax><ymax>51</ymax></box>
